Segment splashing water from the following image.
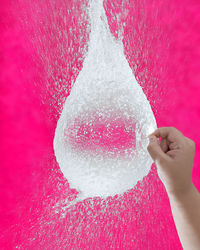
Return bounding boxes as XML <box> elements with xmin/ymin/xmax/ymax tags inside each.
<box><xmin>53</xmin><ymin>0</ymin><xmax>157</xmax><ymax>203</ymax></box>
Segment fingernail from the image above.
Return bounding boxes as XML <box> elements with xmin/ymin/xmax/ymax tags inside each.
<box><xmin>148</xmin><ymin>136</ymin><xmax>155</xmax><ymax>142</ymax></box>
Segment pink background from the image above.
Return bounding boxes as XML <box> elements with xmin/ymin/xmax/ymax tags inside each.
<box><xmin>0</xmin><ymin>0</ymin><xmax>200</xmax><ymax>249</ymax></box>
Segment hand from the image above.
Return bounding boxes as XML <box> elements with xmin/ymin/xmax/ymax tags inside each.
<box><xmin>147</xmin><ymin>127</ymin><xmax>195</xmax><ymax>195</ymax></box>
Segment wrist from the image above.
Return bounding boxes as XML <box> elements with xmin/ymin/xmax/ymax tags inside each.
<box><xmin>166</xmin><ymin>182</ymin><xmax>195</xmax><ymax>201</ymax></box>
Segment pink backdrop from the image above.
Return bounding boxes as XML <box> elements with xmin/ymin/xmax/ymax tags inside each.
<box><xmin>0</xmin><ymin>0</ymin><xmax>200</xmax><ymax>249</ymax></box>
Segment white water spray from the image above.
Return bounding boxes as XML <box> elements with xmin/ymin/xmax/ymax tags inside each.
<box><xmin>53</xmin><ymin>0</ymin><xmax>157</xmax><ymax>203</ymax></box>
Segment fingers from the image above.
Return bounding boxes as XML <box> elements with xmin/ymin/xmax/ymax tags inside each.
<box><xmin>160</xmin><ymin>138</ymin><xmax>169</xmax><ymax>153</ymax></box>
<box><xmin>169</xmin><ymin>141</ymin><xmax>180</xmax><ymax>150</ymax></box>
<box><xmin>150</xmin><ymin>127</ymin><xmax>184</xmax><ymax>144</ymax></box>
<box><xmin>147</xmin><ymin>135</ymin><xmax>169</xmax><ymax>163</ymax></box>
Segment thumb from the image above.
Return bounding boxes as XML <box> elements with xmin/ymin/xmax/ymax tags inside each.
<box><xmin>147</xmin><ymin>135</ymin><xmax>167</xmax><ymax>163</ymax></box>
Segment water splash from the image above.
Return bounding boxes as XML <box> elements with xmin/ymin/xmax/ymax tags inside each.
<box><xmin>53</xmin><ymin>0</ymin><xmax>157</xmax><ymax>204</ymax></box>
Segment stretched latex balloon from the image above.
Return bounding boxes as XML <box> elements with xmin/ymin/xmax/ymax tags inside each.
<box><xmin>53</xmin><ymin>0</ymin><xmax>157</xmax><ymax>201</ymax></box>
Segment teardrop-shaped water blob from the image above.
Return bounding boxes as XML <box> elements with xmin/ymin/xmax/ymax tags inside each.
<box><xmin>53</xmin><ymin>0</ymin><xmax>157</xmax><ymax>201</ymax></box>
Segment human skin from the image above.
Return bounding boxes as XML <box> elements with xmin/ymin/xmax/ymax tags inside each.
<box><xmin>147</xmin><ymin>127</ymin><xmax>200</xmax><ymax>250</ymax></box>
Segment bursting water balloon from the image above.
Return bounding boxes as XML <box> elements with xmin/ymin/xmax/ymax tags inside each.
<box><xmin>53</xmin><ymin>0</ymin><xmax>157</xmax><ymax>201</ymax></box>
